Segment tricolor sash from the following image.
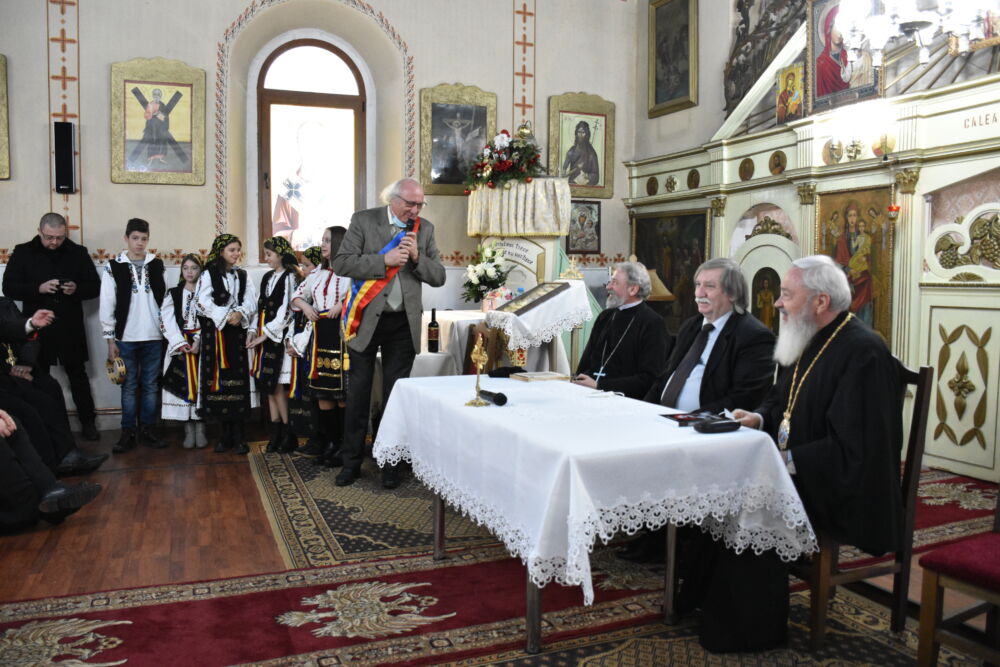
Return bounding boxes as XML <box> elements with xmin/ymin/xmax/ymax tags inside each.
<box><xmin>182</xmin><ymin>330</ymin><xmax>200</xmax><ymax>403</ymax></box>
<box><xmin>210</xmin><ymin>327</ymin><xmax>230</xmax><ymax>392</ymax></box>
<box><xmin>341</xmin><ymin>219</ymin><xmax>420</xmax><ymax>342</ymax></box>
<box><xmin>250</xmin><ymin>311</ymin><xmax>266</xmax><ymax>379</ymax></box>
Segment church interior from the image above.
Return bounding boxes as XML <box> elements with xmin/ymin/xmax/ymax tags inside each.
<box><xmin>0</xmin><ymin>0</ymin><xmax>999</xmax><ymax>664</ymax></box>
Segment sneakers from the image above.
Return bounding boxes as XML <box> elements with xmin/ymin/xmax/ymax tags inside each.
<box><xmin>139</xmin><ymin>426</ymin><xmax>167</xmax><ymax>449</ymax></box>
<box><xmin>113</xmin><ymin>428</ymin><xmax>137</xmax><ymax>453</ymax></box>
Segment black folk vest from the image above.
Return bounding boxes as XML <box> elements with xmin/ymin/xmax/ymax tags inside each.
<box><xmin>109</xmin><ymin>258</ymin><xmax>166</xmax><ymax>340</ymax></box>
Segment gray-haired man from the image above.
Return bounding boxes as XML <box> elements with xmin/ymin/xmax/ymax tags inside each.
<box><xmin>572</xmin><ymin>261</ymin><xmax>668</xmax><ymax>399</ymax></box>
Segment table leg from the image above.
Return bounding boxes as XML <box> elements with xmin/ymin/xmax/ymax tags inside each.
<box><xmin>526</xmin><ymin>574</ymin><xmax>542</xmax><ymax>654</ymax></box>
<box><xmin>433</xmin><ymin>494</ymin><xmax>446</xmax><ymax>561</ymax></box>
<box><xmin>663</xmin><ymin>523</ymin><xmax>679</xmax><ymax>625</ymax></box>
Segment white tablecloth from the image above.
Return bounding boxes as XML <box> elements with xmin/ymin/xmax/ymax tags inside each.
<box><xmin>373</xmin><ymin>376</ymin><xmax>816</xmax><ymax>605</ymax></box>
<box><xmin>485</xmin><ymin>280</ymin><xmax>592</xmax><ymax>351</ymax></box>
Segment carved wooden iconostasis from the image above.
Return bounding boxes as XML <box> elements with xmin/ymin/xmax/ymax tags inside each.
<box><xmin>626</xmin><ymin>62</ymin><xmax>1000</xmax><ymax>482</ymax></box>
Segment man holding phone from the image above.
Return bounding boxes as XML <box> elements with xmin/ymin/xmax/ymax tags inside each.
<box><xmin>3</xmin><ymin>213</ymin><xmax>102</xmax><ymax>440</ymax></box>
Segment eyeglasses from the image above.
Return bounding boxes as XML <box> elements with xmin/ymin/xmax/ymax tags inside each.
<box><xmin>394</xmin><ymin>196</ymin><xmax>428</xmax><ymax>210</ymax></box>
<box><xmin>41</xmin><ymin>233</ymin><xmax>67</xmax><ymax>242</ymax></box>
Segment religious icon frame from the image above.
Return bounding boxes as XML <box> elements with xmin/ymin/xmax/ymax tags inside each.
<box><xmin>806</xmin><ymin>0</ymin><xmax>883</xmax><ymax>115</ymax></box>
<box><xmin>566</xmin><ymin>200</ymin><xmax>601</xmax><ymax>255</ymax></box>
<box><xmin>630</xmin><ymin>208</ymin><xmax>711</xmax><ymax>335</ymax></box>
<box><xmin>420</xmin><ymin>83</ymin><xmax>496</xmax><ymax>196</ymax></box>
<box><xmin>775</xmin><ymin>63</ymin><xmax>805</xmax><ymax>125</ymax></box>
<box><xmin>110</xmin><ymin>57</ymin><xmax>205</xmax><ymax>185</ymax></box>
<box><xmin>815</xmin><ymin>186</ymin><xmax>894</xmax><ymax>342</ymax></box>
<box><xmin>648</xmin><ymin>0</ymin><xmax>698</xmax><ymax>118</ymax></box>
<box><xmin>548</xmin><ymin>92</ymin><xmax>615</xmax><ymax>200</ymax></box>
<box><xmin>0</xmin><ymin>55</ymin><xmax>9</xmax><ymax>180</ymax></box>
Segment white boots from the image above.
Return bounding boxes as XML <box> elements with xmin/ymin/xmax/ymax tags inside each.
<box><xmin>183</xmin><ymin>421</ymin><xmax>209</xmax><ymax>449</ymax></box>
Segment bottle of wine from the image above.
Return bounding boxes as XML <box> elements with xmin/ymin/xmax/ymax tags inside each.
<box><xmin>427</xmin><ymin>308</ymin><xmax>440</xmax><ymax>353</ymax></box>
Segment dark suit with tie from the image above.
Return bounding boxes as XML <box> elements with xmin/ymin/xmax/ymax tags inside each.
<box><xmin>644</xmin><ymin>310</ymin><xmax>775</xmax><ymax>413</ymax></box>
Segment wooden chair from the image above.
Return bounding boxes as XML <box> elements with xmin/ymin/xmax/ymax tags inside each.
<box><xmin>917</xmin><ymin>483</ymin><xmax>1000</xmax><ymax>666</ymax></box>
<box><xmin>791</xmin><ymin>361</ymin><xmax>934</xmax><ymax>650</ymax></box>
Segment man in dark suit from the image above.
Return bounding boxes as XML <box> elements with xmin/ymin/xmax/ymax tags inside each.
<box><xmin>644</xmin><ymin>256</ymin><xmax>775</xmax><ymax>412</ymax></box>
<box><xmin>2</xmin><ymin>213</ymin><xmax>101</xmax><ymax>440</ymax></box>
<box><xmin>332</xmin><ymin>178</ymin><xmax>446</xmax><ymax>488</ymax></box>
<box><xmin>621</xmin><ymin>257</ymin><xmax>775</xmax><ymax>564</ymax></box>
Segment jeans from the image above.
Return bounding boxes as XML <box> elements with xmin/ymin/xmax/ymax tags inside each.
<box><xmin>118</xmin><ymin>340</ymin><xmax>163</xmax><ymax>429</ymax></box>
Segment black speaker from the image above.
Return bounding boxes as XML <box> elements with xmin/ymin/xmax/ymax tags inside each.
<box><xmin>54</xmin><ymin>121</ymin><xmax>76</xmax><ymax>194</ymax></box>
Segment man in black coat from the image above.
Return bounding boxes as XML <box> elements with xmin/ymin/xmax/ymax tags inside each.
<box><xmin>644</xmin><ymin>256</ymin><xmax>775</xmax><ymax>412</ymax></box>
<box><xmin>573</xmin><ymin>261</ymin><xmax>668</xmax><ymax>400</ymax></box>
<box><xmin>2</xmin><ymin>213</ymin><xmax>101</xmax><ymax>439</ymax></box>
<box><xmin>0</xmin><ymin>297</ymin><xmax>107</xmax><ymax>475</ymax></box>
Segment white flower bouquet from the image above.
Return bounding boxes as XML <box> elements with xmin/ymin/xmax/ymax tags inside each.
<box><xmin>462</xmin><ymin>243</ymin><xmax>510</xmax><ymax>303</ymax></box>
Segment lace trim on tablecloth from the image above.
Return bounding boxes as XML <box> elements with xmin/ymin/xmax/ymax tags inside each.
<box><xmin>376</xmin><ymin>441</ymin><xmax>817</xmax><ymax>607</ymax></box>
<box><xmin>485</xmin><ymin>308</ymin><xmax>592</xmax><ymax>350</ymax></box>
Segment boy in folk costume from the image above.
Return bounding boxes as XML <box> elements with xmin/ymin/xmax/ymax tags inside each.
<box><xmin>286</xmin><ymin>246</ymin><xmax>322</xmax><ymax>456</ymax></box>
<box><xmin>290</xmin><ymin>227</ymin><xmax>350</xmax><ymax>467</ymax></box>
<box><xmin>196</xmin><ymin>234</ymin><xmax>258</xmax><ymax>454</ymax></box>
<box><xmin>247</xmin><ymin>237</ymin><xmax>303</xmax><ymax>453</ymax></box>
<box><xmin>161</xmin><ymin>254</ymin><xmax>207</xmax><ymax>448</ymax></box>
<box><xmin>99</xmin><ymin>218</ymin><xmax>167</xmax><ymax>453</ymax></box>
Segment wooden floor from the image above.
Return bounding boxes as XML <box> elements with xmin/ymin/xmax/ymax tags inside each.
<box><xmin>0</xmin><ymin>425</ymin><xmax>285</xmax><ymax>601</ymax></box>
<box><xmin>0</xmin><ymin>425</ymin><xmax>987</xmax><ymax>637</ymax></box>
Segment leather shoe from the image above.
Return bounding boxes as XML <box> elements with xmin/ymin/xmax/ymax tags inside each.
<box><xmin>297</xmin><ymin>438</ymin><xmax>325</xmax><ymax>457</ymax></box>
<box><xmin>113</xmin><ymin>428</ymin><xmax>137</xmax><ymax>453</ymax></box>
<box><xmin>335</xmin><ymin>467</ymin><xmax>360</xmax><ymax>487</ymax></box>
<box><xmin>55</xmin><ymin>448</ymin><xmax>109</xmax><ymax>476</ymax></box>
<box><xmin>318</xmin><ymin>442</ymin><xmax>342</xmax><ymax>468</ymax></box>
<box><xmin>139</xmin><ymin>426</ymin><xmax>167</xmax><ymax>449</ymax></box>
<box><xmin>381</xmin><ymin>465</ymin><xmax>401</xmax><ymax>490</ymax></box>
<box><xmin>80</xmin><ymin>421</ymin><xmax>100</xmax><ymax>441</ymax></box>
<box><xmin>38</xmin><ymin>481</ymin><xmax>102</xmax><ymax>524</ymax></box>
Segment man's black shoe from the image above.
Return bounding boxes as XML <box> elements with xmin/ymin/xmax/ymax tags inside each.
<box><xmin>38</xmin><ymin>481</ymin><xmax>102</xmax><ymax>524</ymax></box>
<box><xmin>335</xmin><ymin>467</ymin><xmax>359</xmax><ymax>486</ymax></box>
<box><xmin>381</xmin><ymin>465</ymin><xmax>401</xmax><ymax>489</ymax></box>
<box><xmin>113</xmin><ymin>428</ymin><xmax>137</xmax><ymax>453</ymax></box>
<box><xmin>297</xmin><ymin>438</ymin><xmax>325</xmax><ymax>457</ymax></box>
<box><xmin>55</xmin><ymin>448</ymin><xmax>109</xmax><ymax>476</ymax></box>
<box><xmin>80</xmin><ymin>421</ymin><xmax>100</xmax><ymax>441</ymax></box>
<box><xmin>139</xmin><ymin>426</ymin><xmax>168</xmax><ymax>449</ymax></box>
<box><xmin>318</xmin><ymin>442</ymin><xmax>342</xmax><ymax>468</ymax></box>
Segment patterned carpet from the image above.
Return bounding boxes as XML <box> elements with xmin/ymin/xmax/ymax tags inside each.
<box><xmin>0</xmin><ymin>544</ymin><xmax>978</xmax><ymax>666</ymax></box>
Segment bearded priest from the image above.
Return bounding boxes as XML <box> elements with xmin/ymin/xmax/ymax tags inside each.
<box><xmin>571</xmin><ymin>261</ymin><xmax>668</xmax><ymax>399</ymax></box>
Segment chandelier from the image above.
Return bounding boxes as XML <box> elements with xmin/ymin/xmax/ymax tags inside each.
<box><xmin>836</xmin><ymin>1</ymin><xmax>1000</xmax><ymax>67</ymax></box>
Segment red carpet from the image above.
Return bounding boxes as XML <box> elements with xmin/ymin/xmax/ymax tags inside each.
<box><xmin>0</xmin><ymin>546</ymin><xmax>660</xmax><ymax>667</ymax></box>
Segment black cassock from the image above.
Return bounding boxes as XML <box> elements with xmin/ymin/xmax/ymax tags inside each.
<box><xmin>575</xmin><ymin>302</ymin><xmax>667</xmax><ymax>399</ymax></box>
<box><xmin>695</xmin><ymin>311</ymin><xmax>903</xmax><ymax>653</ymax></box>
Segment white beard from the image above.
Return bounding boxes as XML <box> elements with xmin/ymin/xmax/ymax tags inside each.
<box><xmin>773</xmin><ymin>308</ymin><xmax>819</xmax><ymax>366</ymax></box>
<box><xmin>606</xmin><ymin>291</ymin><xmax>624</xmax><ymax>309</ymax></box>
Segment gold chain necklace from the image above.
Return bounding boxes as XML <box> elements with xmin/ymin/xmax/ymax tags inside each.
<box><xmin>777</xmin><ymin>313</ymin><xmax>853</xmax><ymax>451</ymax></box>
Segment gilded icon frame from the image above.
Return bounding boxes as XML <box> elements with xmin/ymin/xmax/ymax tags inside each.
<box><xmin>111</xmin><ymin>57</ymin><xmax>205</xmax><ymax>185</ymax></box>
<box><xmin>0</xmin><ymin>55</ymin><xmax>9</xmax><ymax>180</ymax></box>
<box><xmin>420</xmin><ymin>83</ymin><xmax>496</xmax><ymax>196</ymax></box>
<box><xmin>548</xmin><ymin>92</ymin><xmax>615</xmax><ymax>200</ymax></box>
<box><xmin>648</xmin><ymin>0</ymin><xmax>698</xmax><ymax>118</ymax></box>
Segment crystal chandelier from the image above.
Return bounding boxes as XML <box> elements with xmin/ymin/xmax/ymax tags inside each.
<box><xmin>836</xmin><ymin>1</ymin><xmax>1000</xmax><ymax>67</ymax></box>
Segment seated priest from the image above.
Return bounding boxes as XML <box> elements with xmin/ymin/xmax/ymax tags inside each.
<box><xmin>572</xmin><ymin>261</ymin><xmax>668</xmax><ymax>399</ymax></box>
<box><xmin>685</xmin><ymin>254</ymin><xmax>904</xmax><ymax>653</ymax></box>
<box><xmin>620</xmin><ymin>256</ymin><xmax>775</xmax><ymax>563</ymax></box>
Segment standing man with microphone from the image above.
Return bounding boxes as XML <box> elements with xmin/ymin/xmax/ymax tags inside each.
<box><xmin>332</xmin><ymin>178</ymin><xmax>445</xmax><ymax>488</ymax></box>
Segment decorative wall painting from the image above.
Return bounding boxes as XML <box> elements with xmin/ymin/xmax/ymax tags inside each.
<box><xmin>548</xmin><ymin>92</ymin><xmax>615</xmax><ymax>199</ymax></box>
<box><xmin>648</xmin><ymin>0</ymin><xmax>698</xmax><ymax>118</ymax></box>
<box><xmin>775</xmin><ymin>63</ymin><xmax>805</xmax><ymax>123</ymax></box>
<box><xmin>111</xmin><ymin>57</ymin><xmax>205</xmax><ymax>185</ymax></box>
<box><xmin>807</xmin><ymin>0</ymin><xmax>882</xmax><ymax>114</ymax></box>
<box><xmin>751</xmin><ymin>267</ymin><xmax>781</xmax><ymax>336</ymax></box>
<box><xmin>420</xmin><ymin>83</ymin><xmax>496</xmax><ymax>196</ymax></box>
<box><xmin>816</xmin><ymin>186</ymin><xmax>894</xmax><ymax>342</ymax></box>
<box><xmin>567</xmin><ymin>201</ymin><xmax>601</xmax><ymax>255</ymax></box>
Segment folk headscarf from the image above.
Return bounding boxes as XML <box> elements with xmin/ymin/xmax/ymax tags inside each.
<box><xmin>263</xmin><ymin>235</ymin><xmax>294</xmax><ymax>258</ymax></box>
<box><xmin>207</xmin><ymin>234</ymin><xmax>241</xmax><ymax>265</ymax></box>
<box><xmin>303</xmin><ymin>246</ymin><xmax>323</xmax><ymax>268</ymax></box>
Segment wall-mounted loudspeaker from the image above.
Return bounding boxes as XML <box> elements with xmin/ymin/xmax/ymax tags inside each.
<box><xmin>54</xmin><ymin>121</ymin><xmax>76</xmax><ymax>194</ymax></box>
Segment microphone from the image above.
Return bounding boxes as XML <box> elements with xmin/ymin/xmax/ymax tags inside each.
<box><xmin>478</xmin><ymin>389</ymin><xmax>508</xmax><ymax>406</ymax></box>
<box><xmin>405</xmin><ymin>219</ymin><xmax>415</xmax><ymax>232</ymax></box>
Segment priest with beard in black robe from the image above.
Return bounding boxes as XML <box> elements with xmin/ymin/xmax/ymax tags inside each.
<box><xmin>683</xmin><ymin>254</ymin><xmax>902</xmax><ymax>654</ymax></box>
<box><xmin>572</xmin><ymin>261</ymin><xmax>668</xmax><ymax>400</ymax></box>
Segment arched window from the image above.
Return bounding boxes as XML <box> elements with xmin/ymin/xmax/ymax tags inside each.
<box><xmin>257</xmin><ymin>40</ymin><xmax>366</xmax><ymax>254</ymax></box>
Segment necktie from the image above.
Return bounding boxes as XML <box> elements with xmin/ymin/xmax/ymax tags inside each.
<box><xmin>660</xmin><ymin>323</ymin><xmax>714</xmax><ymax>408</ymax></box>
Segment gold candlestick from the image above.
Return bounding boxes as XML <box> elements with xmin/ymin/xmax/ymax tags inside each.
<box><xmin>466</xmin><ymin>333</ymin><xmax>489</xmax><ymax>407</ymax></box>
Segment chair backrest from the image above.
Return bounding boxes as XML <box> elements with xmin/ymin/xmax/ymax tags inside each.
<box><xmin>897</xmin><ymin>361</ymin><xmax>934</xmax><ymax>543</ymax></box>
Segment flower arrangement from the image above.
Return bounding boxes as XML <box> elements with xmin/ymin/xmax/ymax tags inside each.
<box><xmin>462</xmin><ymin>243</ymin><xmax>510</xmax><ymax>303</ymax></box>
<box><xmin>463</xmin><ymin>123</ymin><xmax>545</xmax><ymax>194</ymax></box>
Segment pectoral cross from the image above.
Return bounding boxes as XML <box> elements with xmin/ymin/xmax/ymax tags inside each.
<box><xmin>593</xmin><ymin>368</ymin><xmax>607</xmax><ymax>381</ymax></box>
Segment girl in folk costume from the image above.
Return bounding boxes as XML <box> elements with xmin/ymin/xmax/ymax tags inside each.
<box><xmin>196</xmin><ymin>234</ymin><xmax>258</xmax><ymax>454</ymax></box>
<box><xmin>290</xmin><ymin>227</ymin><xmax>349</xmax><ymax>467</ymax></box>
<box><xmin>161</xmin><ymin>254</ymin><xmax>207</xmax><ymax>448</ymax></box>
<box><xmin>247</xmin><ymin>236</ymin><xmax>303</xmax><ymax>453</ymax></box>
<box><xmin>285</xmin><ymin>246</ymin><xmax>322</xmax><ymax>454</ymax></box>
